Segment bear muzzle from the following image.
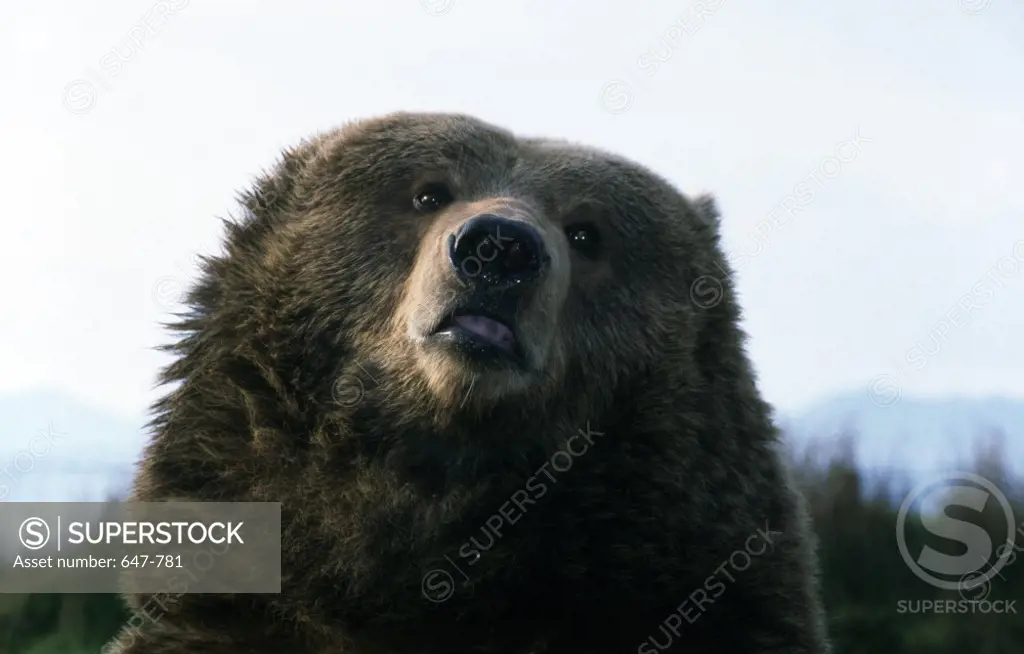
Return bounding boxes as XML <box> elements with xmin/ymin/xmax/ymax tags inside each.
<box><xmin>428</xmin><ymin>285</ymin><xmax>528</xmax><ymax>367</ymax></box>
<box><xmin>416</xmin><ymin>212</ymin><xmax>553</xmax><ymax>368</ymax></box>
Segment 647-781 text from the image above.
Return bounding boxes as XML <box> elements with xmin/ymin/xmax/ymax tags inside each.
<box><xmin>11</xmin><ymin>554</ymin><xmax>184</xmax><ymax>569</ymax></box>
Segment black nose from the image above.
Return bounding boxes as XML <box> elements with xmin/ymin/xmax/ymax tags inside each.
<box><xmin>448</xmin><ymin>214</ymin><xmax>547</xmax><ymax>288</ymax></box>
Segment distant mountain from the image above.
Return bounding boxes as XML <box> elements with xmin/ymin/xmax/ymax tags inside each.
<box><xmin>0</xmin><ymin>390</ymin><xmax>144</xmax><ymax>502</ymax></box>
<box><xmin>778</xmin><ymin>392</ymin><xmax>1024</xmax><ymax>481</ymax></box>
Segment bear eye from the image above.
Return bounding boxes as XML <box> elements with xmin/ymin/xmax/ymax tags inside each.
<box><xmin>565</xmin><ymin>222</ymin><xmax>601</xmax><ymax>258</ymax></box>
<box><xmin>413</xmin><ymin>183</ymin><xmax>454</xmax><ymax>213</ymax></box>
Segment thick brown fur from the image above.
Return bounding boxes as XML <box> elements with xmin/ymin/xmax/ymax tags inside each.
<box><xmin>109</xmin><ymin>113</ymin><xmax>830</xmax><ymax>653</ymax></box>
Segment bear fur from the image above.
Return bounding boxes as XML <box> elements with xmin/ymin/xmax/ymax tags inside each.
<box><xmin>108</xmin><ymin>113</ymin><xmax>830</xmax><ymax>654</ymax></box>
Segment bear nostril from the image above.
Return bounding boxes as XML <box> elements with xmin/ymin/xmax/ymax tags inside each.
<box><xmin>502</xmin><ymin>242</ymin><xmax>529</xmax><ymax>274</ymax></box>
<box><xmin>449</xmin><ymin>214</ymin><xmax>546</xmax><ymax>288</ymax></box>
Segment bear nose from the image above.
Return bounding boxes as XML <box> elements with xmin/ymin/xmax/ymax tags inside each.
<box><xmin>448</xmin><ymin>214</ymin><xmax>547</xmax><ymax>288</ymax></box>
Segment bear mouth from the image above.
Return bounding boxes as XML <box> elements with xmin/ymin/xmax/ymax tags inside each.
<box><xmin>430</xmin><ymin>307</ymin><xmax>525</xmax><ymax>366</ymax></box>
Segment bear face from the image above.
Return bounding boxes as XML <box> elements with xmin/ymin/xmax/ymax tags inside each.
<box><xmin>267</xmin><ymin>113</ymin><xmax>711</xmax><ymax>415</ymax></box>
<box><xmin>120</xmin><ymin>113</ymin><xmax>829</xmax><ymax>654</ymax></box>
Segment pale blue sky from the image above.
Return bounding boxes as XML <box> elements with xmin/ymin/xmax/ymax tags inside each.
<box><xmin>2</xmin><ymin>0</ymin><xmax>1023</xmax><ymax>423</ymax></box>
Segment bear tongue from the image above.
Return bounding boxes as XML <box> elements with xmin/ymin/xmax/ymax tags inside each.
<box><xmin>453</xmin><ymin>315</ymin><xmax>515</xmax><ymax>350</ymax></box>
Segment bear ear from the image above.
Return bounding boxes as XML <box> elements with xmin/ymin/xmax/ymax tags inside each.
<box><xmin>691</xmin><ymin>193</ymin><xmax>721</xmax><ymax>230</ymax></box>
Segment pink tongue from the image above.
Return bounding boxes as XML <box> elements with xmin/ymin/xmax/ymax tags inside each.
<box><xmin>454</xmin><ymin>315</ymin><xmax>515</xmax><ymax>350</ymax></box>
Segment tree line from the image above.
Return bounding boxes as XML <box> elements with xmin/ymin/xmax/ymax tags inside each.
<box><xmin>1</xmin><ymin>431</ymin><xmax>1021</xmax><ymax>653</ymax></box>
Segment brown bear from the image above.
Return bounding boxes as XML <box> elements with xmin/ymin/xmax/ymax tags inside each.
<box><xmin>109</xmin><ymin>112</ymin><xmax>830</xmax><ymax>654</ymax></box>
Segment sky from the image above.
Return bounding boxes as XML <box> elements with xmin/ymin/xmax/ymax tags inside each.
<box><xmin>2</xmin><ymin>0</ymin><xmax>1023</xmax><ymax>425</ymax></box>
